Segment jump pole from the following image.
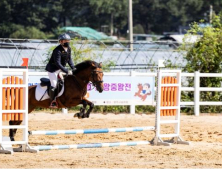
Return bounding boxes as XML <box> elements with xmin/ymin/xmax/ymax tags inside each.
<box><xmin>29</xmin><ymin>126</ymin><xmax>155</xmax><ymax>135</ymax></box>
<box><xmin>35</xmin><ymin>141</ymin><xmax>151</xmax><ymax>151</ymax></box>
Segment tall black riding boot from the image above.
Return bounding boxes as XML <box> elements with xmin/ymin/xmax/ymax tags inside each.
<box><xmin>49</xmin><ymin>86</ymin><xmax>58</xmax><ymax>108</ymax></box>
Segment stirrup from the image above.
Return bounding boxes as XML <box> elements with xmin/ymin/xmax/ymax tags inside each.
<box><xmin>49</xmin><ymin>100</ymin><xmax>58</xmax><ymax>109</ymax></box>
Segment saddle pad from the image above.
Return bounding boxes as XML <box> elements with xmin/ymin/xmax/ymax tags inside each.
<box><xmin>35</xmin><ymin>83</ymin><xmax>65</xmax><ymax>101</ymax></box>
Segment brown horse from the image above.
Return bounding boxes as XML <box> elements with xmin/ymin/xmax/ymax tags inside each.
<box><xmin>9</xmin><ymin>60</ymin><xmax>104</xmax><ymax>141</ymax></box>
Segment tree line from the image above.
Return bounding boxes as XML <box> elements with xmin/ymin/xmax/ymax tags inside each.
<box><xmin>0</xmin><ymin>0</ymin><xmax>221</xmax><ymax>39</ymax></box>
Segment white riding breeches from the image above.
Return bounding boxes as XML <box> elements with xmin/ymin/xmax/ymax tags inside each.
<box><xmin>48</xmin><ymin>70</ymin><xmax>61</xmax><ymax>88</ymax></box>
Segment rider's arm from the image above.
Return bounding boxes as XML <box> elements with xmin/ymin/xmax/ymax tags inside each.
<box><xmin>68</xmin><ymin>56</ymin><xmax>75</xmax><ymax>70</ymax></box>
<box><xmin>54</xmin><ymin>50</ymin><xmax>68</xmax><ymax>73</ymax></box>
<box><xmin>67</xmin><ymin>48</ymin><xmax>75</xmax><ymax>70</ymax></box>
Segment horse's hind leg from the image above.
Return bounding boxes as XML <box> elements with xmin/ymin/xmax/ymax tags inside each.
<box><xmin>9</xmin><ymin>94</ymin><xmax>36</xmax><ymax>141</ymax></box>
<box><xmin>74</xmin><ymin>100</ymin><xmax>87</xmax><ymax>119</ymax></box>
<box><xmin>9</xmin><ymin>120</ymin><xmax>22</xmax><ymax>141</ymax></box>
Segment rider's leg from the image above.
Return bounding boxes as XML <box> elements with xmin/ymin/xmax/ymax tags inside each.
<box><xmin>48</xmin><ymin>70</ymin><xmax>60</xmax><ymax>108</ymax></box>
<box><xmin>49</xmin><ymin>86</ymin><xmax>57</xmax><ymax>107</ymax></box>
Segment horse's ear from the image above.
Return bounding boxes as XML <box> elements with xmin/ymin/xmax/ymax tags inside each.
<box><xmin>91</xmin><ymin>62</ymin><xmax>97</xmax><ymax>69</ymax></box>
<box><xmin>99</xmin><ymin>62</ymin><xmax>102</xmax><ymax>68</ymax></box>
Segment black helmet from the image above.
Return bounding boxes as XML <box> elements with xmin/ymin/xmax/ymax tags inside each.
<box><xmin>58</xmin><ymin>33</ymin><xmax>71</xmax><ymax>41</ymax></box>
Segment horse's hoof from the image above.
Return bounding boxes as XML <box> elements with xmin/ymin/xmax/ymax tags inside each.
<box><xmin>74</xmin><ymin>113</ymin><xmax>79</xmax><ymax>118</ymax></box>
<box><xmin>10</xmin><ymin>137</ymin><xmax>15</xmax><ymax>141</ymax></box>
<box><xmin>83</xmin><ymin>114</ymin><xmax>89</xmax><ymax>118</ymax></box>
<box><xmin>74</xmin><ymin>113</ymin><xmax>83</xmax><ymax>119</ymax></box>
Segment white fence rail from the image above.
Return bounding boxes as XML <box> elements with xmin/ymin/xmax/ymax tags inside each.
<box><xmin>4</xmin><ymin>71</ymin><xmax>222</xmax><ymax>116</ymax></box>
<box><xmin>182</xmin><ymin>71</ymin><xmax>222</xmax><ymax>116</ymax></box>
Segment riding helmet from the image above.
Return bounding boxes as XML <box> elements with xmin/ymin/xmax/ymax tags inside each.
<box><xmin>58</xmin><ymin>33</ymin><xmax>71</xmax><ymax>41</ymax></box>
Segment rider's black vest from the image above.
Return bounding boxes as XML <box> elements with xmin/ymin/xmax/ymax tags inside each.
<box><xmin>45</xmin><ymin>45</ymin><xmax>75</xmax><ymax>73</ymax></box>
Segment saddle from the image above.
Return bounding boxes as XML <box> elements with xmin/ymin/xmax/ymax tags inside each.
<box><xmin>39</xmin><ymin>72</ymin><xmax>66</xmax><ymax>97</ymax></box>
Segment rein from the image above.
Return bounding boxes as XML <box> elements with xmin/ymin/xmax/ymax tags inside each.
<box><xmin>64</xmin><ymin>69</ymin><xmax>103</xmax><ymax>90</ymax></box>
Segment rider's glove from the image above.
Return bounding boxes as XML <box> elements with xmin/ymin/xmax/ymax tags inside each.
<box><xmin>68</xmin><ymin>70</ymin><xmax>73</xmax><ymax>75</ymax></box>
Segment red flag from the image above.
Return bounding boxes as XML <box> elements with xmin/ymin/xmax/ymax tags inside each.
<box><xmin>21</xmin><ymin>58</ymin><xmax>29</xmax><ymax>68</ymax></box>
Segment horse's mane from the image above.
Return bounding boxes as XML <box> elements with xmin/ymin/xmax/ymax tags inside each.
<box><xmin>74</xmin><ymin>60</ymin><xmax>100</xmax><ymax>73</ymax></box>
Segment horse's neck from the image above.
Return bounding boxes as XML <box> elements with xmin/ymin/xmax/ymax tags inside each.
<box><xmin>64</xmin><ymin>69</ymin><xmax>91</xmax><ymax>89</ymax></box>
<box><xmin>64</xmin><ymin>75</ymin><xmax>88</xmax><ymax>92</ymax></box>
<box><xmin>75</xmin><ymin>71</ymin><xmax>90</xmax><ymax>84</ymax></box>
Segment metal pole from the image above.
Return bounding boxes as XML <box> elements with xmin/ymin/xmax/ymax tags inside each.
<box><xmin>128</xmin><ymin>0</ymin><xmax>133</xmax><ymax>51</ymax></box>
<box><xmin>209</xmin><ymin>5</ymin><xmax>213</xmax><ymax>24</ymax></box>
<box><xmin>130</xmin><ymin>70</ymin><xmax>135</xmax><ymax>114</ymax></box>
<box><xmin>110</xmin><ymin>13</ymin><xmax>114</xmax><ymax>36</ymax></box>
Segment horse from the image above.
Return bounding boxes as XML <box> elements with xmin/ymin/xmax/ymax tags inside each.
<box><xmin>9</xmin><ymin>60</ymin><xmax>104</xmax><ymax>141</ymax></box>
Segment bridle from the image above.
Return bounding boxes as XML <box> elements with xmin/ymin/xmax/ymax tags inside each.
<box><xmin>91</xmin><ymin>70</ymin><xmax>103</xmax><ymax>87</ymax></box>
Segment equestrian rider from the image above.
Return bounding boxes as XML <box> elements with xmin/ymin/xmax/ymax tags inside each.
<box><xmin>45</xmin><ymin>33</ymin><xmax>76</xmax><ymax>108</ymax></box>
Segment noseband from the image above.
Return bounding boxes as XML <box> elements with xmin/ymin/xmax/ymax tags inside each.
<box><xmin>91</xmin><ymin>70</ymin><xmax>103</xmax><ymax>87</ymax></box>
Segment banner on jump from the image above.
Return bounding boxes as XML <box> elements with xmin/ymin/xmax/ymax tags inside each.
<box><xmin>28</xmin><ymin>75</ymin><xmax>155</xmax><ymax>105</ymax></box>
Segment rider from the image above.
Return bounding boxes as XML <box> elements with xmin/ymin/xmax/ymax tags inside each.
<box><xmin>45</xmin><ymin>33</ymin><xmax>76</xmax><ymax>108</ymax></box>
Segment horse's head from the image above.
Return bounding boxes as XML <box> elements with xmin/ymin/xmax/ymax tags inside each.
<box><xmin>90</xmin><ymin>62</ymin><xmax>104</xmax><ymax>93</ymax></box>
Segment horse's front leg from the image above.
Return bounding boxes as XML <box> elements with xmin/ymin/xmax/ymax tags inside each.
<box><xmin>74</xmin><ymin>100</ymin><xmax>87</xmax><ymax>119</ymax></box>
<box><xmin>83</xmin><ymin>99</ymin><xmax>94</xmax><ymax>118</ymax></box>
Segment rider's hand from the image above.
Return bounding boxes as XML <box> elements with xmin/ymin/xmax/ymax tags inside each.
<box><xmin>68</xmin><ymin>70</ymin><xmax>73</xmax><ymax>75</ymax></box>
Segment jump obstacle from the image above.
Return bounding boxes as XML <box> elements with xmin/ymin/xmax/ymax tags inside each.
<box><xmin>31</xmin><ymin>127</ymin><xmax>154</xmax><ymax>151</ymax></box>
<box><xmin>0</xmin><ymin>69</ymin><xmax>37</xmax><ymax>154</ymax></box>
<box><xmin>2</xmin><ymin>75</ymin><xmax>24</xmax><ymax>122</ymax></box>
<box><xmin>0</xmin><ymin>69</ymin><xmax>189</xmax><ymax>154</ymax></box>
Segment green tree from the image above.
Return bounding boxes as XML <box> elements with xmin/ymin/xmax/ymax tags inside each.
<box><xmin>133</xmin><ymin>24</ymin><xmax>145</xmax><ymax>34</ymax></box>
<box><xmin>1</xmin><ymin>0</ymin><xmax>222</xmax><ymax>38</ymax></box>
<box><xmin>133</xmin><ymin>0</ymin><xmax>205</xmax><ymax>34</ymax></box>
<box><xmin>89</xmin><ymin>0</ymin><xmax>128</xmax><ymax>35</ymax></box>
<box><xmin>10</xmin><ymin>26</ymin><xmax>47</xmax><ymax>39</ymax></box>
<box><xmin>180</xmin><ymin>15</ymin><xmax>222</xmax><ymax>113</ymax></box>
<box><xmin>182</xmin><ymin>16</ymin><xmax>222</xmax><ymax>73</ymax></box>
<box><xmin>61</xmin><ymin>0</ymin><xmax>91</xmax><ymax>26</ymax></box>
<box><xmin>0</xmin><ymin>0</ymin><xmax>63</xmax><ymax>37</ymax></box>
